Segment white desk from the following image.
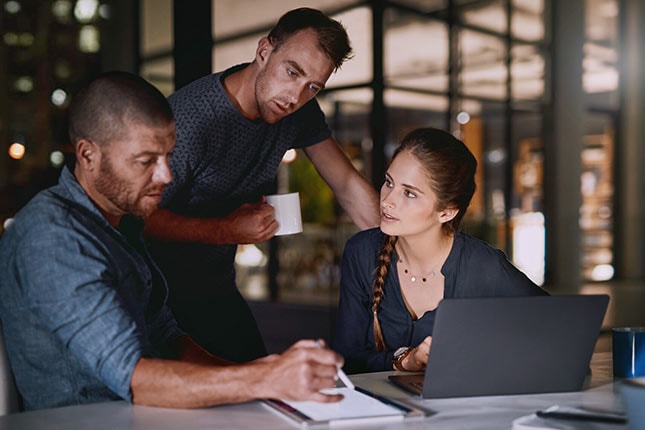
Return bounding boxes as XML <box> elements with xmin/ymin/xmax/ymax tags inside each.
<box><xmin>0</xmin><ymin>353</ymin><xmax>627</xmax><ymax>430</ymax></box>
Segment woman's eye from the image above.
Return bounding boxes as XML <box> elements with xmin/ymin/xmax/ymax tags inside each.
<box><xmin>287</xmin><ymin>69</ymin><xmax>297</xmax><ymax>77</ymax></box>
<box><xmin>404</xmin><ymin>189</ymin><xmax>417</xmax><ymax>198</ymax></box>
<box><xmin>383</xmin><ymin>179</ymin><xmax>393</xmax><ymax>188</ymax></box>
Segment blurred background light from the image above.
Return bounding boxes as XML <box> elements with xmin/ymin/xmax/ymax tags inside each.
<box><xmin>51</xmin><ymin>88</ymin><xmax>68</xmax><ymax>107</ymax></box>
<box><xmin>74</xmin><ymin>0</ymin><xmax>98</xmax><ymax>23</ymax></box>
<box><xmin>9</xmin><ymin>143</ymin><xmax>26</xmax><ymax>160</ymax></box>
<box><xmin>456</xmin><ymin>111</ymin><xmax>471</xmax><ymax>124</ymax></box>
<box><xmin>50</xmin><ymin>151</ymin><xmax>65</xmax><ymax>167</ymax></box>
<box><xmin>14</xmin><ymin>76</ymin><xmax>33</xmax><ymax>93</ymax></box>
<box><xmin>4</xmin><ymin>1</ymin><xmax>21</xmax><ymax>14</ymax></box>
<box><xmin>78</xmin><ymin>25</ymin><xmax>100</xmax><ymax>53</ymax></box>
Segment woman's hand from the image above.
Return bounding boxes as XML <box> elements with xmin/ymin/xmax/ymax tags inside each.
<box><xmin>403</xmin><ymin>336</ymin><xmax>432</xmax><ymax>371</ymax></box>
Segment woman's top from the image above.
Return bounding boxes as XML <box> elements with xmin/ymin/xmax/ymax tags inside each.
<box><xmin>333</xmin><ymin>228</ymin><xmax>548</xmax><ymax>373</ymax></box>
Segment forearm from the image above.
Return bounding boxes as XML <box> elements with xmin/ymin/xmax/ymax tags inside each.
<box><xmin>304</xmin><ymin>139</ymin><xmax>380</xmax><ymax>231</ymax></box>
<box><xmin>130</xmin><ymin>340</ymin><xmax>344</xmax><ymax>408</ymax></box>
<box><xmin>336</xmin><ymin>176</ymin><xmax>380</xmax><ymax>230</ymax></box>
<box><xmin>130</xmin><ymin>358</ymin><xmax>264</xmax><ymax>408</ymax></box>
<box><xmin>144</xmin><ymin>208</ymin><xmax>232</xmax><ymax>245</ymax></box>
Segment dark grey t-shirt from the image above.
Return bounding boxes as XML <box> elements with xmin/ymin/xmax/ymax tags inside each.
<box><xmin>152</xmin><ymin>64</ymin><xmax>331</xmax><ymax>297</ymax></box>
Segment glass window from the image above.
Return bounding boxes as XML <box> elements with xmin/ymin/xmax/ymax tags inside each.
<box><xmin>384</xmin><ymin>89</ymin><xmax>449</xmax><ymax>152</ymax></box>
<box><xmin>213</xmin><ymin>0</ymin><xmax>360</xmax><ymax>39</ymax></box>
<box><xmin>581</xmin><ymin>113</ymin><xmax>615</xmax><ymax>281</ymax></box>
<box><xmin>326</xmin><ymin>6</ymin><xmax>372</xmax><ymax>88</ymax></box>
<box><xmin>459</xmin><ymin>29</ymin><xmax>507</xmax><ymax>100</ymax></box>
<box><xmin>140</xmin><ymin>58</ymin><xmax>174</xmax><ymax>96</ymax></box>
<box><xmin>213</xmin><ymin>33</ymin><xmax>261</xmax><ymax>72</ymax></box>
<box><xmin>511</xmin><ymin>43</ymin><xmax>545</xmax><ymax>101</ymax></box>
<box><xmin>510</xmin><ymin>111</ymin><xmax>545</xmax><ymax>285</ymax></box>
<box><xmin>583</xmin><ymin>0</ymin><xmax>619</xmax><ymax>108</ymax></box>
<box><xmin>141</xmin><ymin>0</ymin><xmax>172</xmax><ymax>55</ymax></box>
<box><xmin>511</xmin><ymin>0</ymin><xmax>544</xmax><ymax>41</ymax></box>
<box><xmin>392</xmin><ymin>0</ymin><xmax>448</xmax><ymax>13</ymax></box>
<box><xmin>459</xmin><ymin>0</ymin><xmax>508</xmax><ymax>33</ymax></box>
<box><xmin>384</xmin><ymin>9</ymin><xmax>448</xmax><ymax>93</ymax></box>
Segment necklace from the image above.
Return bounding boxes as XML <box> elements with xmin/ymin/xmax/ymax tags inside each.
<box><xmin>396</xmin><ymin>240</ymin><xmax>450</xmax><ymax>283</ymax></box>
<box><xmin>397</xmin><ymin>258</ymin><xmax>437</xmax><ymax>283</ymax></box>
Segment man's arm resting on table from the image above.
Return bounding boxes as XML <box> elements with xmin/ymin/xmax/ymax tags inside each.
<box><xmin>304</xmin><ymin>138</ymin><xmax>380</xmax><ymax>230</ymax></box>
<box><xmin>144</xmin><ymin>203</ymin><xmax>278</xmax><ymax>245</ymax></box>
<box><xmin>129</xmin><ymin>339</ymin><xmax>344</xmax><ymax>408</ymax></box>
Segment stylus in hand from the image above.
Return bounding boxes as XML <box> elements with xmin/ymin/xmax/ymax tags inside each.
<box><xmin>315</xmin><ymin>339</ymin><xmax>355</xmax><ymax>390</ymax></box>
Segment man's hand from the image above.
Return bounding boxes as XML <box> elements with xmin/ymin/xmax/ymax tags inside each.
<box><xmin>222</xmin><ymin>201</ymin><xmax>278</xmax><ymax>244</ymax></box>
<box><xmin>252</xmin><ymin>340</ymin><xmax>344</xmax><ymax>403</ymax></box>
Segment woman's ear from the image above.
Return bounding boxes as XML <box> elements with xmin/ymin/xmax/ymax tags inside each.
<box><xmin>439</xmin><ymin>206</ymin><xmax>459</xmax><ymax>224</ymax></box>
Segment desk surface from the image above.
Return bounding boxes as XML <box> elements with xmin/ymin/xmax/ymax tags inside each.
<box><xmin>0</xmin><ymin>352</ymin><xmax>627</xmax><ymax>430</ymax></box>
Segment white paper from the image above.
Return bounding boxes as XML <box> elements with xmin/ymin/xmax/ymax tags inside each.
<box><xmin>282</xmin><ymin>388</ymin><xmax>405</xmax><ymax>421</ymax></box>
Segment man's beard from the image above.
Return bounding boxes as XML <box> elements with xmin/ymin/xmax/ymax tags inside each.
<box><xmin>94</xmin><ymin>156</ymin><xmax>154</xmax><ymax>218</ymax></box>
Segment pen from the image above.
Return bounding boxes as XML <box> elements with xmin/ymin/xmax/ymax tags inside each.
<box><xmin>536</xmin><ymin>408</ymin><xmax>626</xmax><ymax>424</ymax></box>
<box><xmin>314</xmin><ymin>339</ymin><xmax>355</xmax><ymax>390</ymax></box>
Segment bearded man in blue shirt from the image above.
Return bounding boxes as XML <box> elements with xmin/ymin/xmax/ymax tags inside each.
<box><xmin>0</xmin><ymin>71</ymin><xmax>343</xmax><ymax>411</ymax></box>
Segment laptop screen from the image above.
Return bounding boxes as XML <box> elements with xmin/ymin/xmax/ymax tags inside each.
<box><xmin>389</xmin><ymin>294</ymin><xmax>609</xmax><ymax>398</ymax></box>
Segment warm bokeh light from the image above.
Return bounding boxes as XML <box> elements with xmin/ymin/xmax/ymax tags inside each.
<box><xmin>8</xmin><ymin>143</ymin><xmax>26</xmax><ymax>160</ymax></box>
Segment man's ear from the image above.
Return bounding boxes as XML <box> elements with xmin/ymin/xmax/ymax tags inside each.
<box><xmin>255</xmin><ymin>37</ymin><xmax>273</xmax><ymax>65</ymax></box>
<box><xmin>75</xmin><ymin>139</ymin><xmax>99</xmax><ymax>171</ymax></box>
<box><xmin>439</xmin><ymin>206</ymin><xmax>459</xmax><ymax>224</ymax></box>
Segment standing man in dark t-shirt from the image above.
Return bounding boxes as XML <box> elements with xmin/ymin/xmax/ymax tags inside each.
<box><xmin>145</xmin><ymin>8</ymin><xmax>380</xmax><ymax>362</ymax></box>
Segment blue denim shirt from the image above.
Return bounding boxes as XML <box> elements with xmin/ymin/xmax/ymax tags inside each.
<box><xmin>0</xmin><ymin>166</ymin><xmax>186</xmax><ymax>410</ymax></box>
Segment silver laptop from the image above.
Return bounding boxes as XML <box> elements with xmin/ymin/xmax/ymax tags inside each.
<box><xmin>388</xmin><ymin>294</ymin><xmax>609</xmax><ymax>398</ymax></box>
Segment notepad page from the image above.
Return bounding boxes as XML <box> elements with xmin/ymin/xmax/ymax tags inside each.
<box><xmin>282</xmin><ymin>388</ymin><xmax>405</xmax><ymax>421</ymax></box>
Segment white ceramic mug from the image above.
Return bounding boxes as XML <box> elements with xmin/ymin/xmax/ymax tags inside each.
<box><xmin>265</xmin><ymin>192</ymin><xmax>303</xmax><ymax>236</ymax></box>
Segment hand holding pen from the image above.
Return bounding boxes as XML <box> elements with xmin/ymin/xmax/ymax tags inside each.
<box><xmin>315</xmin><ymin>339</ymin><xmax>355</xmax><ymax>390</ymax></box>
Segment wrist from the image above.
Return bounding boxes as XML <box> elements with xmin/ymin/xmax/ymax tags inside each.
<box><xmin>392</xmin><ymin>346</ymin><xmax>413</xmax><ymax>371</ymax></box>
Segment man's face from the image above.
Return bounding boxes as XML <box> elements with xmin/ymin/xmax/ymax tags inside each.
<box><xmin>93</xmin><ymin>121</ymin><xmax>175</xmax><ymax>219</ymax></box>
<box><xmin>255</xmin><ymin>29</ymin><xmax>335</xmax><ymax>124</ymax></box>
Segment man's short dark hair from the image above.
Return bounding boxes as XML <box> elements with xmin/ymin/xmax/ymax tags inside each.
<box><xmin>68</xmin><ymin>71</ymin><xmax>173</xmax><ymax>147</ymax></box>
<box><xmin>267</xmin><ymin>7</ymin><xmax>353</xmax><ymax>72</ymax></box>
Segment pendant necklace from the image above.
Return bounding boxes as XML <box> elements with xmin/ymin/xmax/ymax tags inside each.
<box><xmin>398</xmin><ymin>261</ymin><xmax>436</xmax><ymax>283</ymax></box>
<box><xmin>396</xmin><ymin>243</ymin><xmax>446</xmax><ymax>283</ymax></box>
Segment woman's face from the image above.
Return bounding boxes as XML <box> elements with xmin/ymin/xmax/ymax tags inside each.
<box><xmin>379</xmin><ymin>150</ymin><xmax>448</xmax><ymax>238</ymax></box>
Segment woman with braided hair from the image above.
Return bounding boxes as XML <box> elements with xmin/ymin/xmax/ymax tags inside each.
<box><xmin>333</xmin><ymin>127</ymin><xmax>547</xmax><ymax>374</ymax></box>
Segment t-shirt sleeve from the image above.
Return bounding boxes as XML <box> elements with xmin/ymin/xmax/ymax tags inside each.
<box><xmin>14</xmin><ymin>224</ymin><xmax>150</xmax><ymax>402</ymax></box>
<box><xmin>293</xmin><ymin>98</ymin><xmax>332</xmax><ymax>148</ymax></box>
<box><xmin>160</xmin><ymin>92</ymin><xmax>206</xmax><ymax>209</ymax></box>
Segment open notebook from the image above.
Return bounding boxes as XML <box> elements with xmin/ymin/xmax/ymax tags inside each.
<box><xmin>389</xmin><ymin>294</ymin><xmax>609</xmax><ymax>398</ymax></box>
